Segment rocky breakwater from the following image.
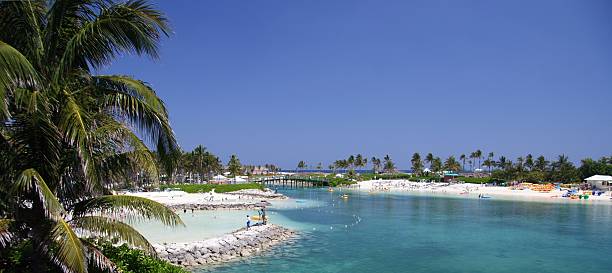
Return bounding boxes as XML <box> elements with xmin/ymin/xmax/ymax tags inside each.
<box><xmin>168</xmin><ymin>201</ymin><xmax>268</xmax><ymax>211</ymax></box>
<box><xmin>226</xmin><ymin>189</ymin><xmax>288</xmax><ymax>200</ymax></box>
<box><xmin>155</xmin><ymin>224</ymin><xmax>296</xmax><ymax>267</ymax></box>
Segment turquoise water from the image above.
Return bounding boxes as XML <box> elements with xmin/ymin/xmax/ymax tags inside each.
<box><xmin>189</xmin><ymin>189</ymin><xmax>612</xmax><ymax>273</ymax></box>
<box><xmin>134</xmin><ymin>198</ymin><xmax>325</xmax><ymax>243</ymax></box>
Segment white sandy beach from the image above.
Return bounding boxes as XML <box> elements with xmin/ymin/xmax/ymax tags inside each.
<box><xmin>123</xmin><ymin>188</ymin><xmax>285</xmax><ymax>208</ymax></box>
<box><xmin>355</xmin><ymin>180</ymin><xmax>612</xmax><ymax>203</ymax></box>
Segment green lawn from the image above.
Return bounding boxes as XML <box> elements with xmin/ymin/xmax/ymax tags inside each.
<box><xmin>160</xmin><ymin>183</ymin><xmax>264</xmax><ymax>193</ymax></box>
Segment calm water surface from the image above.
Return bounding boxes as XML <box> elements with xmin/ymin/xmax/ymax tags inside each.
<box><xmin>188</xmin><ymin>189</ymin><xmax>611</xmax><ymax>273</ymax></box>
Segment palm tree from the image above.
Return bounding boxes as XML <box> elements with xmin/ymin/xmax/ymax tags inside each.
<box><xmin>425</xmin><ymin>153</ymin><xmax>434</xmax><ymax>169</ymax></box>
<box><xmin>475</xmin><ymin>150</ymin><xmax>483</xmax><ymax>169</ymax></box>
<box><xmin>431</xmin><ymin>157</ymin><xmax>443</xmax><ymax>174</ymax></box>
<box><xmin>411</xmin><ymin>153</ymin><xmax>423</xmax><ymax>175</ymax></box>
<box><xmin>383</xmin><ymin>155</ymin><xmax>396</xmax><ymax>173</ymax></box>
<box><xmin>355</xmin><ymin>154</ymin><xmax>363</xmax><ymax>171</ymax></box>
<box><xmin>0</xmin><ymin>1</ymin><xmax>183</xmax><ymax>272</ymax></box>
<box><xmin>192</xmin><ymin>145</ymin><xmax>207</xmax><ymax>183</ymax></box>
<box><xmin>228</xmin><ymin>155</ymin><xmax>242</xmax><ymax>176</ymax></box>
<box><xmin>371</xmin><ymin>157</ymin><xmax>381</xmax><ymax>174</ymax></box>
<box><xmin>297</xmin><ymin>160</ymin><xmax>306</xmax><ymax>173</ymax></box>
<box><xmin>459</xmin><ymin>154</ymin><xmax>466</xmax><ymax>172</ymax></box>
<box><xmin>498</xmin><ymin>156</ymin><xmax>508</xmax><ymax>170</ymax></box>
<box><xmin>347</xmin><ymin>155</ymin><xmax>355</xmax><ymax>171</ymax></box>
<box><xmin>535</xmin><ymin>155</ymin><xmax>549</xmax><ymax>172</ymax></box>
<box><xmin>525</xmin><ymin>154</ymin><xmax>534</xmax><ymax>171</ymax></box>
<box><xmin>443</xmin><ymin>156</ymin><xmax>461</xmax><ymax>172</ymax></box>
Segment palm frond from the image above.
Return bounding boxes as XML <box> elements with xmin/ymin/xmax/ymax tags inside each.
<box><xmin>96</xmin><ymin>75</ymin><xmax>168</xmax><ymax>116</ymax></box>
<box><xmin>81</xmin><ymin>239</ymin><xmax>116</xmax><ymax>272</ymax></box>
<box><xmin>95</xmin><ymin>74</ymin><xmax>179</xmax><ymax>172</ymax></box>
<box><xmin>14</xmin><ymin>88</ymin><xmax>49</xmax><ymax>114</ymax></box>
<box><xmin>0</xmin><ymin>1</ymin><xmax>45</xmax><ymax>66</ymax></box>
<box><xmin>0</xmin><ymin>218</ymin><xmax>14</xmax><ymax>247</ymax></box>
<box><xmin>13</xmin><ymin>168</ymin><xmax>65</xmax><ymax>219</ymax></box>
<box><xmin>72</xmin><ymin>195</ymin><xmax>183</xmax><ymax>227</ymax></box>
<box><xmin>59</xmin><ymin>91</ymin><xmax>89</xmax><ymax>147</ymax></box>
<box><xmin>56</xmin><ymin>0</ymin><xmax>170</xmax><ymax>79</ymax></box>
<box><xmin>72</xmin><ymin>215</ymin><xmax>155</xmax><ymax>254</ymax></box>
<box><xmin>49</xmin><ymin>218</ymin><xmax>87</xmax><ymax>273</ymax></box>
<box><xmin>0</xmin><ymin>40</ymin><xmax>38</xmax><ymax>119</ymax></box>
<box><xmin>90</xmin><ymin>117</ymin><xmax>159</xmax><ymax>183</ymax></box>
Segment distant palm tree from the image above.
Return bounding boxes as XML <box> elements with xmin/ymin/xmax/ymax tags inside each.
<box><xmin>498</xmin><ymin>156</ymin><xmax>508</xmax><ymax>170</ymax></box>
<box><xmin>355</xmin><ymin>154</ymin><xmax>364</xmax><ymax>171</ymax></box>
<box><xmin>347</xmin><ymin>155</ymin><xmax>355</xmax><ymax>171</ymax></box>
<box><xmin>443</xmin><ymin>156</ymin><xmax>461</xmax><ymax>172</ymax></box>
<box><xmin>431</xmin><ymin>157</ymin><xmax>443</xmax><ymax>174</ymax></box>
<box><xmin>383</xmin><ymin>155</ymin><xmax>396</xmax><ymax>173</ymax></box>
<box><xmin>371</xmin><ymin>157</ymin><xmax>381</xmax><ymax>174</ymax></box>
<box><xmin>469</xmin><ymin>152</ymin><xmax>478</xmax><ymax>171</ymax></box>
<box><xmin>475</xmin><ymin>150</ymin><xmax>483</xmax><ymax>169</ymax></box>
<box><xmin>483</xmin><ymin>159</ymin><xmax>493</xmax><ymax>173</ymax></box>
<box><xmin>535</xmin><ymin>155</ymin><xmax>549</xmax><ymax>172</ymax></box>
<box><xmin>525</xmin><ymin>154</ymin><xmax>534</xmax><ymax>171</ymax></box>
<box><xmin>459</xmin><ymin>154</ymin><xmax>466</xmax><ymax>172</ymax></box>
<box><xmin>411</xmin><ymin>153</ymin><xmax>424</xmax><ymax>175</ymax></box>
<box><xmin>297</xmin><ymin>160</ymin><xmax>307</xmax><ymax>173</ymax></box>
<box><xmin>425</xmin><ymin>153</ymin><xmax>434</xmax><ymax>169</ymax></box>
<box><xmin>229</xmin><ymin>155</ymin><xmax>243</xmax><ymax>176</ymax></box>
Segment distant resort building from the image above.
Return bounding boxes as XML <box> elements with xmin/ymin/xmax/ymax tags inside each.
<box><xmin>211</xmin><ymin>174</ymin><xmax>228</xmax><ymax>184</ymax></box>
<box><xmin>252</xmin><ymin>166</ymin><xmax>270</xmax><ymax>175</ymax></box>
<box><xmin>231</xmin><ymin>176</ymin><xmax>248</xmax><ymax>184</ymax></box>
<box><xmin>443</xmin><ymin>171</ymin><xmax>459</xmax><ymax>182</ymax></box>
<box><xmin>584</xmin><ymin>175</ymin><xmax>612</xmax><ymax>191</ymax></box>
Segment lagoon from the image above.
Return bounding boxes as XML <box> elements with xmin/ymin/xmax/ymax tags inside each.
<box><xmin>147</xmin><ymin>189</ymin><xmax>612</xmax><ymax>273</ymax></box>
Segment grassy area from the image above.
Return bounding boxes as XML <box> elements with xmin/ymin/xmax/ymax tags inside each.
<box><xmin>160</xmin><ymin>183</ymin><xmax>263</xmax><ymax>193</ymax></box>
<box><xmin>457</xmin><ymin>176</ymin><xmax>494</xmax><ymax>184</ymax></box>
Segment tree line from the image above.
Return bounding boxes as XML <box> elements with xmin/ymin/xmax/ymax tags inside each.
<box><xmin>160</xmin><ymin>145</ymin><xmax>280</xmax><ymax>183</ymax></box>
<box><xmin>298</xmin><ymin>150</ymin><xmax>612</xmax><ymax>183</ymax></box>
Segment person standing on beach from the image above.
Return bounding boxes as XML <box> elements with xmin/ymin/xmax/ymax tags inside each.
<box><xmin>246</xmin><ymin>215</ymin><xmax>251</xmax><ymax>230</ymax></box>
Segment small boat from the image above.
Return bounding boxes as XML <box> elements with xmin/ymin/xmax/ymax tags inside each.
<box><xmin>340</xmin><ymin>194</ymin><xmax>349</xmax><ymax>199</ymax></box>
<box><xmin>479</xmin><ymin>196</ymin><xmax>491</xmax><ymax>199</ymax></box>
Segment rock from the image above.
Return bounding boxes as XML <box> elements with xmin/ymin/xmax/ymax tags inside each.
<box><xmin>156</xmin><ymin>224</ymin><xmax>295</xmax><ymax>267</ymax></box>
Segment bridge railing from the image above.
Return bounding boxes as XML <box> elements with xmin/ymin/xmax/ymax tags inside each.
<box><xmin>248</xmin><ymin>175</ymin><xmax>330</xmax><ymax>185</ymax></box>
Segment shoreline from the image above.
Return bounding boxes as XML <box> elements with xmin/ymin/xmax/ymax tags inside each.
<box><xmin>155</xmin><ymin>224</ymin><xmax>296</xmax><ymax>267</ymax></box>
<box><xmin>125</xmin><ymin>189</ymin><xmax>287</xmax><ymax>211</ymax></box>
<box><xmin>354</xmin><ymin>180</ymin><xmax>612</xmax><ymax>204</ymax></box>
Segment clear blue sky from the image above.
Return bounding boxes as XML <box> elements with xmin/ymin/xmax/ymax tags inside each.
<box><xmin>103</xmin><ymin>0</ymin><xmax>612</xmax><ymax>169</ymax></box>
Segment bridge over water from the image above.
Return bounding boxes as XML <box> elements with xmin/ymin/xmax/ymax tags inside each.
<box><xmin>249</xmin><ymin>175</ymin><xmax>330</xmax><ymax>188</ymax></box>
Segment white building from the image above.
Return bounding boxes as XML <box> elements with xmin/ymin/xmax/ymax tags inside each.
<box><xmin>584</xmin><ymin>175</ymin><xmax>612</xmax><ymax>191</ymax></box>
<box><xmin>231</xmin><ymin>176</ymin><xmax>248</xmax><ymax>184</ymax></box>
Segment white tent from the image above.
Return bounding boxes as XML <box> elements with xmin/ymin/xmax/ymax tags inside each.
<box><xmin>212</xmin><ymin>175</ymin><xmax>227</xmax><ymax>181</ymax></box>
<box><xmin>231</xmin><ymin>176</ymin><xmax>247</xmax><ymax>184</ymax></box>
<box><xmin>584</xmin><ymin>175</ymin><xmax>612</xmax><ymax>191</ymax></box>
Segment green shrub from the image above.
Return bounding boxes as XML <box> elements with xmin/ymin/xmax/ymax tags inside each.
<box><xmin>0</xmin><ymin>241</ymin><xmax>187</xmax><ymax>273</ymax></box>
<box><xmin>96</xmin><ymin>243</ymin><xmax>188</xmax><ymax>273</ymax></box>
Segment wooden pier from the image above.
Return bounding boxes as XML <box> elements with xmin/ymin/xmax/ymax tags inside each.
<box><xmin>249</xmin><ymin>175</ymin><xmax>330</xmax><ymax>188</ymax></box>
